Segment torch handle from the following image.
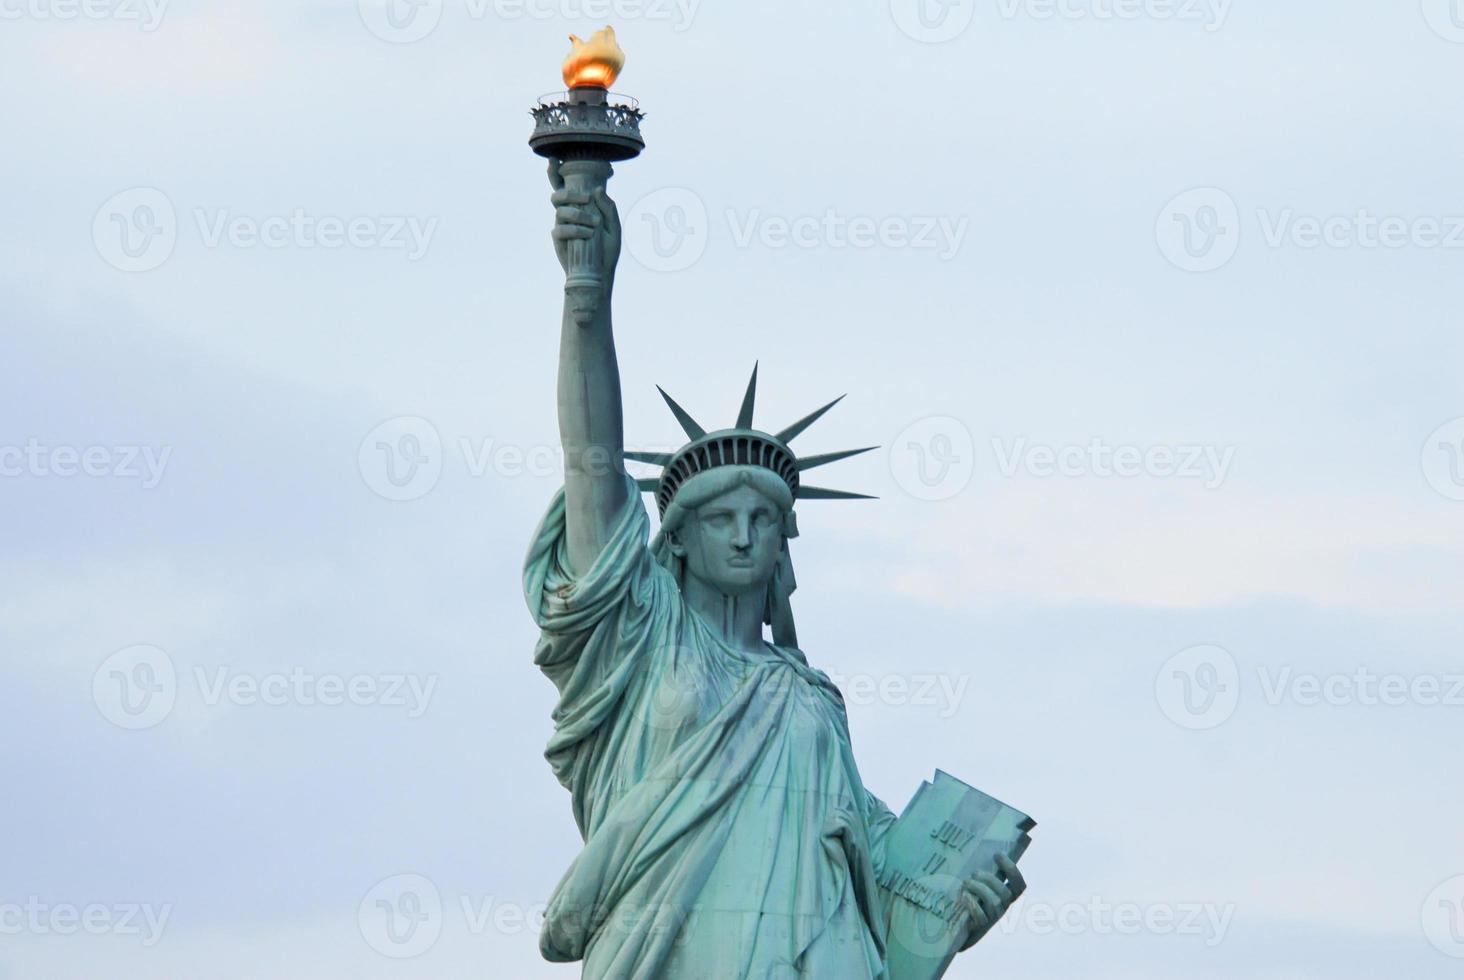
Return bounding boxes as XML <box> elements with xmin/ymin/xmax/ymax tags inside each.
<box><xmin>558</xmin><ymin>159</ymin><xmax>614</xmax><ymax>325</ymax></box>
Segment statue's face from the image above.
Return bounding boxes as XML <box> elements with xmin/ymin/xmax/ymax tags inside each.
<box><xmin>668</xmin><ymin>484</ymin><xmax>784</xmax><ymax>596</ymax></box>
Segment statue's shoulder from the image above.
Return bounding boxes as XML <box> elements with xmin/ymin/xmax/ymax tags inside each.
<box><xmin>766</xmin><ymin>643</ymin><xmax>847</xmax><ymax>702</ymax></box>
<box><xmin>764</xmin><ymin>640</ymin><xmax>808</xmax><ymax>665</ymax></box>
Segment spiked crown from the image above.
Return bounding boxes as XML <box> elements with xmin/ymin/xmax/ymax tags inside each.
<box><xmin>626</xmin><ymin>363</ymin><xmax>878</xmax><ymax>518</ymax></box>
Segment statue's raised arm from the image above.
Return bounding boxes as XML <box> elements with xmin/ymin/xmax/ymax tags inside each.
<box><xmin>548</xmin><ymin>156</ymin><xmax>628</xmax><ymax>577</ymax></box>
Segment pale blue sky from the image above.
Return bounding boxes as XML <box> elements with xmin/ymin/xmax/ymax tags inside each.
<box><xmin>3</xmin><ymin>0</ymin><xmax>1464</xmax><ymax>976</ymax></box>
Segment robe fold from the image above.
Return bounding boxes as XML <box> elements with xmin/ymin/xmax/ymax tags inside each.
<box><xmin>524</xmin><ymin>472</ymin><xmax>898</xmax><ymax>979</ymax></box>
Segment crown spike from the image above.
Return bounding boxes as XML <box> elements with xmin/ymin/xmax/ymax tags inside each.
<box><xmin>796</xmin><ymin>485</ymin><xmax>878</xmax><ymax>500</ymax></box>
<box><xmin>656</xmin><ymin>385</ymin><xmax>707</xmax><ymax>440</ymax></box>
<box><xmin>774</xmin><ymin>394</ymin><xmax>845</xmax><ymax>444</ymax></box>
<box><xmin>625</xmin><ymin>450</ymin><xmax>674</xmax><ymax>466</ymax></box>
<box><xmin>635</xmin><ymin>478</ymin><xmax>660</xmax><ymax>493</ymax></box>
<box><xmin>735</xmin><ymin>361</ymin><xmax>758</xmax><ymax>430</ymax></box>
<box><xmin>796</xmin><ymin>445</ymin><xmax>879</xmax><ymax>471</ymax></box>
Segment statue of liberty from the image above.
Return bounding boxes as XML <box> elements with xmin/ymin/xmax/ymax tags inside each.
<box><xmin>522</xmin><ymin>155</ymin><xmax>1027</xmax><ymax>978</ymax></box>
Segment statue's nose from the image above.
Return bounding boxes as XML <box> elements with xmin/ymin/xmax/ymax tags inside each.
<box><xmin>731</xmin><ymin>516</ymin><xmax>752</xmax><ymax>548</ymax></box>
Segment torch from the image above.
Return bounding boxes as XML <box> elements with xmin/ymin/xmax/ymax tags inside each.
<box><xmin>529</xmin><ymin>26</ymin><xmax>646</xmax><ymax>325</ymax></box>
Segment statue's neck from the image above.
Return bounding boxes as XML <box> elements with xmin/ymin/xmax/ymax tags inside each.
<box><xmin>680</xmin><ymin>573</ymin><xmax>767</xmax><ymax>653</ymax></box>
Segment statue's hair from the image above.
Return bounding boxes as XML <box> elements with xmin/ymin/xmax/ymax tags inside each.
<box><xmin>648</xmin><ymin>464</ymin><xmax>800</xmax><ymax>649</ymax></box>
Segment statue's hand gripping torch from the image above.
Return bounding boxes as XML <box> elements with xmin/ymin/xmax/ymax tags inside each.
<box><xmin>530</xmin><ymin>26</ymin><xmax>645</xmax><ymax>327</ymax></box>
<box><xmin>549</xmin><ymin>157</ymin><xmax>619</xmax><ymax>326</ymax></box>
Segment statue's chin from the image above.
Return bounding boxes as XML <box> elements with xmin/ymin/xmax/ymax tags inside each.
<box><xmin>685</xmin><ymin>569</ymin><xmax>770</xmax><ymax>599</ymax></box>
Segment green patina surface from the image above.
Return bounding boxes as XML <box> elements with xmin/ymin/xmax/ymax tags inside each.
<box><xmin>526</xmin><ymin>127</ymin><xmax>1031</xmax><ymax>977</ymax></box>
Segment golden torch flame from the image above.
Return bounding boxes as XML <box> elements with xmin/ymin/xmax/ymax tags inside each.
<box><xmin>562</xmin><ymin>26</ymin><xmax>625</xmax><ymax>89</ymax></box>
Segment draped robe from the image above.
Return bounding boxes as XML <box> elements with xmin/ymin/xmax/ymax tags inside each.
<box><xmin>523</xmin><ymin>472</ymin><xmax>898</xmax><ymax>979</ymax></box>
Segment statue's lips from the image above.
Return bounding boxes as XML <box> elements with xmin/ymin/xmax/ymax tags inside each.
<box><xmin>726</xmin><ymin>558</ymin><xmax>754</xmax><ymax>567</ymax></box>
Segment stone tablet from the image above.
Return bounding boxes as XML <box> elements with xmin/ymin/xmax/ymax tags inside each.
<box><xmin>880</xmin><ymin>771</ymin><xmax>1036</xmax><ymax>980</ymax></box>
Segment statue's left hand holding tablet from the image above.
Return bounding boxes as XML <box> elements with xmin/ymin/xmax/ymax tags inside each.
<box><xmin>958</xmin><ymin>853</ymin><xmax>1027</xmax><ymax>951</ymax></box>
